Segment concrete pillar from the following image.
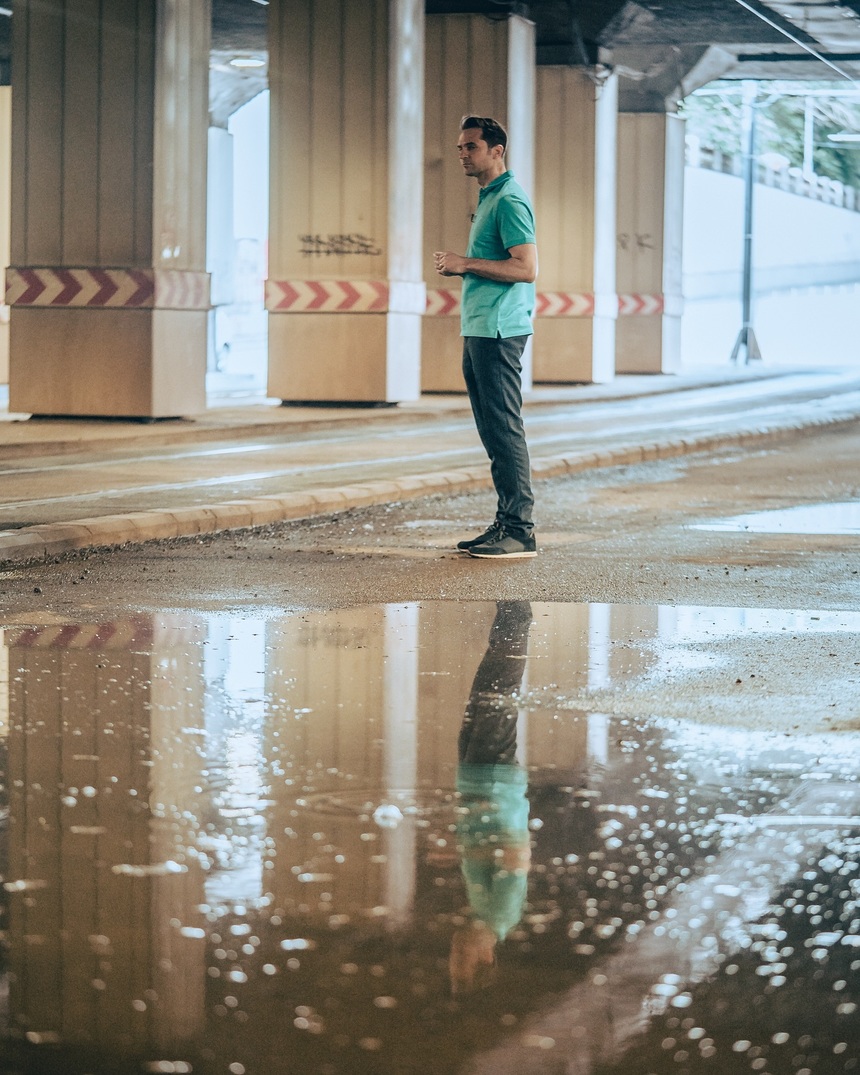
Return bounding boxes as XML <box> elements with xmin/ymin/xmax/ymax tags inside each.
<box><xmin>533</xmin><ymin>67</ymin><xmax>617</xmax><ymax>384</ymax></box>
<box><xmin>266</xmin><ymin>0</ymin><xmax>425</xmax><ymax>404</ymax></box>
<box><xmin>423</xmin><ymin>13</ymin><xmax>535</xmax><ymax>393</ymax></box>
<box><xmin>0</xmin><ymin>87</ymin><xmax>10</xmax><ymax>384</ymax></box>
<box><xmin>7</xmin><ymin>0</ymin><xmax>210</xmax><ymax>419</ymax></box>
<box><xmin>615</xmin><ymin>112</ymin><xmax>685</xmax><ymax>373</ymax></box>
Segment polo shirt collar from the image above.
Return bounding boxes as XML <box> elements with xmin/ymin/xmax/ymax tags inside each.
<box><xmin>479</xmin><ymin>170</ymin><xmax>514</xmax><ymax>199</ymax></box>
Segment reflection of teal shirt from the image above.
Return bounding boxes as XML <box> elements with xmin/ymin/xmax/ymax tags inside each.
<box><xmin>457</xmin><ymin>763</ymin><xmax>530</xmax><ymax>940</ymax></box>
<box><xmin>462</xmin><ymin>171</ymin><xmax>536</xmax><ymax>339</ymax></box>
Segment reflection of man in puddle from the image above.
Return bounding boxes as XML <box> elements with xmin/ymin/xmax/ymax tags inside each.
<box><xmin>449</xmin><ymin>600</ymin><xmax>533</xmax><ymax>995</ymax></box>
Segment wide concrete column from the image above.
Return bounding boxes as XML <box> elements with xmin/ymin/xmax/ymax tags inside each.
<box><xmin>423</xmin><ymin>13</ymin><xmax>535</xmax><ymax>393</ymax></box>
<box><xmin>615</xmin><ymin>112</ymin><xmax>685</xmax><ymax>373</ymax></box>
<box><xmin>7</xmin><ymin>1</ymin><xmax>210</xmax><ymax>418</ymax></box>
<box><xmin>533</xmin><ymin>67</ymin><xmax>617</xmax><ymax>384</ymax></box>
<box><xmin>266</xmin><ymin>0</ymin><xmax>424</xmax><ymax>404</ymax></box>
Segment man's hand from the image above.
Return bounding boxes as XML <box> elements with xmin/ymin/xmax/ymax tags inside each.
<box><xmin>434</xmin><ymin>251</ymin><xmax>466</xmax><ymax>277</ymax></box>
<box><xmin>434</xmin><ymin>244</ymin><xmax>537</xmax><ymax>283</ymax></box>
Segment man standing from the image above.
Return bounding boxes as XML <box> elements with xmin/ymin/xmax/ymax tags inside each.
<box><xmin>435</xmin><ymin>116</ymin><xmax>538</xmax><ymax>559</ymax></box>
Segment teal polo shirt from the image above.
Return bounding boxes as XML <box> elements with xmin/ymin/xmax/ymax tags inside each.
<box><xmin>457</xmin><ymin>762</ymin><xmax>530</xmax><ymax>940</ymax></box>
<box><xmin>461</xmin><ymin>170</ymin><xmax>536</xmax><ymax>339</ymax></box>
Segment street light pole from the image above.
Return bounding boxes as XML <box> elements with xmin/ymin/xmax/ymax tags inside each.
<box><xmin>730</xmin><ymin>81</ymin><xmax>763</xmax><ymax>364</ymax></box>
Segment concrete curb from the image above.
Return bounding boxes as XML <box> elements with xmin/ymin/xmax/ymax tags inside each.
<box><xmin>2</xmin><ymin>402</ymin><xmax>859</xmax><ymax>568</ymax></box>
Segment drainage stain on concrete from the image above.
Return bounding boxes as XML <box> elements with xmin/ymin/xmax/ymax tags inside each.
<box><xmin>0</xmin><ymin>602</ymin><xmax>857</xmax><ymax>1074</ymax></box>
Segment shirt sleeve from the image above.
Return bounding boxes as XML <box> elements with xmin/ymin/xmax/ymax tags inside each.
<box><xmin>497</xmin><ymin>193</ymin><xmax>536</xmax><ymax>251</ymax></box>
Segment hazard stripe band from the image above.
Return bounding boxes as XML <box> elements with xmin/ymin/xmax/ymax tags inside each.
<box><xmin>266</xmin><ymin>280</ymin><xmax>426</xmax><ymax>314</ymax></box>
<box><xmin>5</xmin><ymin>268</ymin><xmax>211</xmax><ymax>310</ymax></box>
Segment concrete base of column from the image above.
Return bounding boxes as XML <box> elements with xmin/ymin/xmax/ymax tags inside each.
<box><xmin>616</xmin><ymin>314</ymin><xmax>682</xmax><ymax>374</ymax></box>
<box><xmin>421</xmin><ymin>320</ymin><xmax>463</xmax><ymax>393</ymax></box>
<box><xmin>533</xmin><ymin>317</ymin><xmax>616</xmax><ymax>384</ymax></box>
<box><xmin>9</xmin><ymin>309</ymin><xmax>207</xmax><ymax>418</ymax></box>
<box><xmin>268</xmin><ymin>313</ymin><xmax>421</xmax><ymax>404</ymax></box>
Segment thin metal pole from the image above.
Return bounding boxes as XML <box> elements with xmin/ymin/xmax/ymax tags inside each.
<box><xmin>731</xmin><ymin>82</ymin><xmax>762</xmax><ymax>364</ymax></box>
<box><xmin>803</xmin><ymin>96</ymin><xmax>815</xmax><ymax>178</ymax></box>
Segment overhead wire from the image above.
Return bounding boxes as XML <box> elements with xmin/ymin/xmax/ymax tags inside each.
<box><xmin>731</xmin><ymin>0</ymin><xmax>860</xmax><ymax>83</ymax></box>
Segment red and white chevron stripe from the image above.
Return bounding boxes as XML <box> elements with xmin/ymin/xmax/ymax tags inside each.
<box><xmin>6</xmin><ymin>267</ymin><xmax>155</xmax><ymax>307</ymax></box>
<box><xmin>5</xmin><ymin>268</ymin><xmax>210</xmax><ymax>310</ymax></box>
<box><xmin>425</xmin><ymin>288</ymin><xmax>461</xmax><ymax>316</ymax></box>
<box><xmin>618</xmin><ymin>293</ymin><xmax>664</xmax><ymax>316</ymax></box>
<box><xmin>535</xmin><ymin>291</ymin><xmax>595</xmax><ymax>317</ymax></box>
<box><xmin>6</xmin><ymin>618</ymin><xmax>155</xmax><ymax>650</ymax></box>
<box><xmin>266</xmin><ymin>279</ymin><xmax>390</xmax><ymax>313</ymax></box>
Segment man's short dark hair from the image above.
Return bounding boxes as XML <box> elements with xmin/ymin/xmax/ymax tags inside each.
<box><xmin>460</xmin><ymin>115</ymin><xmax>508</xmax><ymax>153</ymax></box>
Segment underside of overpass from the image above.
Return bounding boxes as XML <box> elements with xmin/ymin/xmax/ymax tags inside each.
<box><xmin>208</xmin><ymin>0</ymin><xmax>860</xmax><ymax>123</ymax></box>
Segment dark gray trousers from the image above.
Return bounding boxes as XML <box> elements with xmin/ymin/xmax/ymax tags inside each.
<box><xmin>462</xmin><ymin>335</ymin><xmax>534</xmax><ymax>539</ymax></box>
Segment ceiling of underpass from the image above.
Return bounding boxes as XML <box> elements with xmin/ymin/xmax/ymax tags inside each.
<box><xmin>209</xmin><ymin>0</ymin><xmax>860</xmax><ymax>119</ymax></box>
<box><xmin>0</xmin><ymin>2</ymin><xmax>856</xmax><ymax>109</ymax></box>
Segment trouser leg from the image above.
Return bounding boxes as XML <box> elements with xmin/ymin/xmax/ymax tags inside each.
<box><xmin>458</xmin><ymin>601</ymin><xmax>532</xmax><ymax>766</ymax></box>
<box><xmin>462</xmin><ymin>335</ymin><xmax>534</xmax><ymax>538</ymax></box>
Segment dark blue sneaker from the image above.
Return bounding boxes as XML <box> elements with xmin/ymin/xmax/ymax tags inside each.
<box><xmin>467</xmin><ymin>529</ymin><xmax>537</xmax><ymax>559</ymax></box>
<box><xmin>456</xmin><ymin>521</ymin><xmax>503</xmax><ymax>553</ymax></box>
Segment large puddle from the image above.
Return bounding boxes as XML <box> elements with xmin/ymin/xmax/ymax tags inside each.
<box><xmin>691</xmin><ymin>500</ymin><xmax>860</xmax><ymax>534</ymax></box>
<box><xmin>0</xmin><ymin>602</ymin><xmax>857</xmax><ymax>1074</ymax></box>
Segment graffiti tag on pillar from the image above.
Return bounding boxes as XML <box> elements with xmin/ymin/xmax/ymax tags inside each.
<box><xmin>617</xmin><ymin>233</ymin><xmax>654</xmax><ymax>251</ymax></box>
<box><xmin>299</xmin><ymin>234</ymin><xmax>383</xmax><ymax>257</ymax></box>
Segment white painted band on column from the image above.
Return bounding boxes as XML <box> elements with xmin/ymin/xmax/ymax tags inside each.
<box><xmin>5</xmin><ymin>268</ymin><xmax>211</xmax><ymax>310</ymax></box>
<box><xmin>389</xmin><ymin>280</ymin><xmax>428</xmax><ymax>314</ymax></box>
<box><xmin>594</xmin><ymin>291</ymin><xmax>620</xmax><ymax>319</ymax></box>
<box><xmin>266</xmin><ymin>279</ymin><xmax>426</xmax><ymax>315</ymax></box>
<box><xmin>663</xmin><ymin>293</ymin><xmax>684</xmax><ymax>317</ymax></box>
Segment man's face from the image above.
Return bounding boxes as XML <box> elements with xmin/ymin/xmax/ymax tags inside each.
<box><xmin>457</xmin><ymin>127</ymin><xmax>502</xmax><ymax>179</ymax></box>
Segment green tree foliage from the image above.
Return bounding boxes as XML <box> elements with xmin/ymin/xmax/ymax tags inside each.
<box><xmin>680</xmin><ymin>81</ymin><xmax>860</xmax><ymax>188</ymax></box>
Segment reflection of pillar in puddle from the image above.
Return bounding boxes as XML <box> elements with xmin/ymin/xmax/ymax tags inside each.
<box><xmin>587</xmin><ymin>604</ymin><xmax>611</xmax><ymax>770</ymax></box>
<box><xmin>265</xmin><ymin>608</ymin><xmax>389</xmax><ymax>916</ymax></box>
<box><xmin>202</xmin><ymin>617</ymin><xmax>268</xmax><ymax>906</ymax></box>
<box><xmin>0</xmin><ymin>628</ymin><xmax>8</xmax><ymax>736</ymax></box>
<box><xmin>416</xmin><ymin>603</ymin><xmax>493</xmax><ymax>795</ymax></box>
<box><xmin>524</xmin><ymin>603</ymin><xmax>590</xmax><ymax>778</ymax></box>
<box><xmin>4</xmin><ymin>617</ymin><xmax>206</xmax><ymax>1053</ymax></box>
<box><xmin>380</xmin><ymin>604</ymin><xmax>419</xmax><ymax>925</ymax></box>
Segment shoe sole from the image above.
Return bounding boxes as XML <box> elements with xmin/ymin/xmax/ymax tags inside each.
<box><xmin>467</xmin><ymin>549</ymin><xmax>537</xmax><ymax>559</ymax></box>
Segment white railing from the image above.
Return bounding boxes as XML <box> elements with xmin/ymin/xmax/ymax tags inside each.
<box><xmin>685</xmin><ymin>135</ymin><xmax>859</xmax><ymax>212</ymax></box>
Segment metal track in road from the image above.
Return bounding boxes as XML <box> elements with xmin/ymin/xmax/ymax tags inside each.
<box><xmin>1</xmin><ymin>372</ymin><xmax>859</xmax><ymax>526</ymax></box>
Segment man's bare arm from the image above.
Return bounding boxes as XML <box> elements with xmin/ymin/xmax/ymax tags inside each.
<box><xmin>434</xmin><ymin>243</ymin><xmax>537</xmax><ymax>283</ymax></box>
